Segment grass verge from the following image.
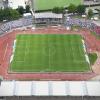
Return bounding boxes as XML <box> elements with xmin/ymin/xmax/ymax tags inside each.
<box><xmin>88</xmin><ymin>53</ymin><xmax>97</xmax><ymax>65</ymax></box>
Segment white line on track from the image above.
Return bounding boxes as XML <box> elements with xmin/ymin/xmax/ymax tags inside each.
<box><xmin>3</xmin><ymin>43</ymin><xmax>8</xmax><ymax>60</ymax></box>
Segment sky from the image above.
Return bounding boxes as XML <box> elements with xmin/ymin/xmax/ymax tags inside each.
<box><xmin>9</xmin><ymin>0</ymin><xmax>27</xmax><ymax>9</ymax></box>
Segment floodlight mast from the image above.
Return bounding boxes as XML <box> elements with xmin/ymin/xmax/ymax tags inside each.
<box><xmin>29</xmin><ymin>0</ymin><xmax>35</xmax><ymax>25</ymax></box>
<box><xmin>25</xmin><ymin>0</ymin><xmax>35</xmax><ymax>17</ymax></box>
<box><xmin>25</xmin><ymin>0</ymin><xmax>35</xmax><ymax>12</ymax></box>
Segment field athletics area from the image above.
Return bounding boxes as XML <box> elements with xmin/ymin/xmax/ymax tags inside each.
<box><xmin>35</xmin><ymin>0</ymin><xmax>83</xmax><ymax>10</ymax></box>
<box><xmin>10</xmin><ymin>34</ymin><xmax>90</xmax><ymax>73</ymax></box>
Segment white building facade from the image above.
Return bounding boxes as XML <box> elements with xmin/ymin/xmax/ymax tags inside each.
<box><xmin>0</xmin><ymin>0</ymin><xmax>8</xmax><ymax>9</ymax></box>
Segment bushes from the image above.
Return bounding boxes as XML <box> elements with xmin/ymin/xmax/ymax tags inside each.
<box><xmin>87</xmin><ymin>9</ymin><xmax>94</xmax><ymax>19</ymax></box>
<box><xmin>67</xmin><ymin>4</ymin><xmax>86</xmax><ymax>14</ymax></box>
<box><xmin>52</xmin><ymin>7</ymin><xmax>65</xmax><ymax>14</ymax></box>
<box><xmin>52</xmin><ymin>4</ymin><xmax>86</xmax><ymax>15</ymax></box>
<box><xmin>25</xmin><ymin>5</ymin><xmax>30</xmax><ymax>13</ymax></box>
<box><xmin>16</xmin><ymin>5</ymin><xmax>31</xmax><ymax>15</ymax></box>
<box><xmin>77</xmin><ymin>5</ymin><xmax>86</xmax><ymax>15</ymax></box>
<box><xmin>88</xmin><ymin>53</ymin><xmax>97</xmax><ymax>65</ymax></box>
<box><xmin>16</xmin><ymin>6</ymin><xmax>25</xmax><ymax>15</ymax></box>
<box><xmin>67</xmin><ymin>4</ymin><xmax>77</xmax><ymax>14</ymax></box>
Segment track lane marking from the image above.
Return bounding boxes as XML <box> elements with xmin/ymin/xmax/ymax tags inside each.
<box><xmin>3</xmin><ymin>43</ymin><xmax>8</xmax><ymax>60</ymax></box>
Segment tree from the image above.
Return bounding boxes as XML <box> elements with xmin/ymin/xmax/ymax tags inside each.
<box><xmin>9</xmin><ymin>9</ymin><xmax>21</xmax><ymax>20</ymax></box>
<box><xmin>0</xmin><ymin>8</ymin><xmax>21</xmax><ymax>21</ymax></box>
<box><xmin>77</xmin><ymin>5</ymin><xmax>86</xmax><ymax>15</ymax></box>
<box><xmin>87</xmin><ymin>9</ymin><xmax>94</xmax><ymax>19</ymax></box>
<box><xmin>3</xmin><ymin>8</ymin><xmax>11</xmax><ymax>20</ymax></box>
<box><xmin>67</xmin><ymin>4</ymin><xmax>77</xmax><ymax>14</ymax></box>
<box><xmin>25</xmin><ymin>5</ymin><xmax>30</xmax><ymax>13</ymax></box>
<box><xmin>17</xmin><ymin>6</ymin><xmax>25</xmax><ymax>15</ymax></box>
<box><xmin>0</xmin><ymin>9</ymin><xmax>4</xmax><ymax>21</ymax></box>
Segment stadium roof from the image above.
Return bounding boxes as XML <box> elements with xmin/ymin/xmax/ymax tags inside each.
<box><xmin>0</xmin><ymin>81</ymin><xmax>100</xmax><ymax>97</ymax></box>
<box><xmin>0</xmin><ymin>81</ymin><xmax>14</xmax><ymax>96</ymax></box>
<box><xmin>34</xmin><ymin>12</ymin><xmax>62</xmax><ymax>19</ymax></box>
<box><xmin>14</xmin><ymin>81</ymin><xmax>32</xmax><ymax>96</ymax></box>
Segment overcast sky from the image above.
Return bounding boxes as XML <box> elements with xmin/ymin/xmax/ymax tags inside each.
<box><xmin>9</xmin><ymin>0</ymin><xmax>27</xmax><ymax>9</ymax></box>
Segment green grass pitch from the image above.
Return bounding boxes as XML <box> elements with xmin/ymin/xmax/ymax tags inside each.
<box><xmin>10</xmin><ymin>34</ymin><xmax>90</xmax><ymax>72</ymax></box>
<box><xmin>34</xmin><ymin>0</ymin><xmax>83</xmax><ymax>10</ymax></box>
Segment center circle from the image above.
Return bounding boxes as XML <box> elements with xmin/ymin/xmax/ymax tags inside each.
<box><xmin>43</xmin><ymin>45</ymin><xmax>55</xmax><ymax>56</ymax></box>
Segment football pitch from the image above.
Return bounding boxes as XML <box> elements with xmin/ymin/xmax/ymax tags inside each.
<box><xmin>34</xmin><ymin>0</ymin><xmax>83</xmax><ymax>10</ymax></box>
<box><xmin>10</xmin><ymin>34</ymin><xmax>90</xmax><ymax>72</ymax></box>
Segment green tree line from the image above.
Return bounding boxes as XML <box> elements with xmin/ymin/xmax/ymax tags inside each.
<box><xmin>0</xmin><ymin>8</ymin><xmax>21</xmax><ymax>21</ymax></box>
<box><xmin>0</xmin><ymin>5</ymin><xmax>31</xmax><ymax>22</ymax></box>
<box><xmin>52</xmin><ymin>4</ymin><xmax>86</xmax><ymax>14</ymax></box>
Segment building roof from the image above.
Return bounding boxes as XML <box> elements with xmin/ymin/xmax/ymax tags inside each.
<box><xmin>93</xmin><ymin>21</ymin><xmax>100</xmax><ymax>26</ymax></box>
<box><xmin>0</xmin><ymin>81</ymin><xmax>100</xmax><ymax>97</ymax></box>
<box><xmin>0</xmin><ymin>81</ymin><xmax>14</xmax><ymax>96</ymax></box>
<box><xmin>34</xmin><ymin>12</ymin><xmax>62</xmax><ymax>19</ymax></box>
<box><xmin>14</xmin><ymin>81</ymin><xmax>32</xmax><ymax>96</ymax></box>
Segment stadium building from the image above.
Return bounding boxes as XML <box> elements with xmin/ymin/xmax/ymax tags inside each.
<box><xmin>0</xmin><ymin>0</ymin><xmax>100</xmax><ymax>100</ymax></box>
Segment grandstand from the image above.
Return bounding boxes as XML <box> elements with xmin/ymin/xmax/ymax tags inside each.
<box><xmin>0</xmin><ymin>17</ymin><xmax>97</xmax><ymax>35</ymax></box>
<box><xmin>0</xmin><ymin>17</ymin><xmax>33</xmax><ymax>35</ymax></box>
<box><xmin>65</xmin><ymin>18</ymin><xmax>96</xmax><ymax>30</ymax></box>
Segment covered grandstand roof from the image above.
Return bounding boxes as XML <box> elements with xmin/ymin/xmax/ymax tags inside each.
<box><xmin>34</xmin><ymin>12</ymin><xmax>62</xmax><ymax>19</ymax></box>
<box><xmin>0</xmin><ymin>81</ymin><xmax>100</xmax><ymax>96</ymax></box>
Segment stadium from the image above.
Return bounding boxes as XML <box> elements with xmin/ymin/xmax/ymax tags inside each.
<box><xmin>0</xmin><ymin>0</ymin><xmax>100</xmax><ymax>100</ymax></box>
<box><xmin>0</xmin><ymin>15</ymin><xmax>100</xmax><ymax>80</ymax></box>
